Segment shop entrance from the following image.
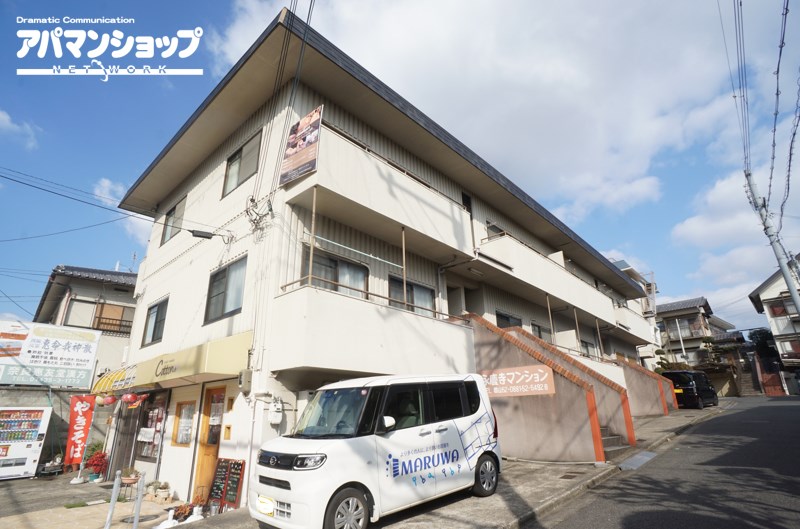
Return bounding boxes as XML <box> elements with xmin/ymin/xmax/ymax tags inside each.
<box><xmin>192</xmin><ymin>386</ymin><xmax>226</xmax><ymax>501</ymax></box>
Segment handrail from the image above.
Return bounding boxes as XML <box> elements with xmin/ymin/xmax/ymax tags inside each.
<box><xmin>93</xmin><ymin>317</ymin><xmax>132</xmax><ymax>334</ymax></box>
<box><xmin>281</xmin><ymin>275</ymin><xmax>468</xmax><ymax>323</ymax></box>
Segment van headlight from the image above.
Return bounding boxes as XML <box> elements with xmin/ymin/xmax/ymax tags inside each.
<box><xmin>293</xmin><ymin>454</ymin><xmax>327</xmax><ymax>470</ymax></box>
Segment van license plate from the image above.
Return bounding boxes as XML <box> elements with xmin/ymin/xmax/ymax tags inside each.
<box><xmin>257</xmin><ymin>496</ymin><xmax>275</xmax><ymax>516</ymax></box>
<box><xmin>673</xmin><ymin>388</ymin><xmax>683</xmax><ymax>393</ymax></box>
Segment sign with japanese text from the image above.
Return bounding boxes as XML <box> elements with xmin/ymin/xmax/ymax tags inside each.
<box><xmin>480</xmin><ymin>365</ymin><xmax>555</xmax><ymax>397</ymax></box>
<box><xmin>64</xmin><ymin>396</ymin><xmax>95</xmax><ymax>466</ymax></box>
<box><xmin>279</xmin><ymin>105</ymin><xmax>323</xmax><ymax>186</ymax></box>
<box><xmin>0</xmin><ymin>321</ymin><xmax>100</xmax><ymax>389</ymax></box>
<box><xmin>14</xmin><ymin>17</ymin><xmax>204</xmax><ymax>81</ymax></box>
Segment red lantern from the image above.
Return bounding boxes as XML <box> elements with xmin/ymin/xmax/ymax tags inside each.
<box><xmin>122</xmin><ymin>393</ymin><xmax>136</xmax><ymax>403</ymax></box>
<box><xmin>137</xmin><ymin>393</ymin><xmax>149</xmax><ymax>402</ymax></box>
<box><xmin>103</xmin><ymin>395</ymin><xmax>118</xmax><ymax>406</ymax></box>
<box><xmin>95</xmin><ymin>395</ymin><xmax>105</xmax><ymax>406</ymax></box>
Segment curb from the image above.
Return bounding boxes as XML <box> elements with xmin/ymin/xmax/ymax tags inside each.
<box><xmin>502</xmin><ymin>464</ymin><xmax>620</xmax><ymax>529</ymax></box>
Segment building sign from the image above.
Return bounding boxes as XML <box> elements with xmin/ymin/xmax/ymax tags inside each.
<box><xmin>480</xmin><ymin>365</ymin><xmax>555</xmax><ymax>397</ymax></box>
<box><xmin>279</xmin><ymin>105</ymin><xmax>323</xmax><ymax>186</ymax></box>
<box><xmin>0</xmin><ymin>321</ymin><xmax>100</xmax><ymax>388</ymax></box>
<box><xmin>64</xmin><ymin>396</ymin><xmax>95</xmax><ymax>467</ymax></box>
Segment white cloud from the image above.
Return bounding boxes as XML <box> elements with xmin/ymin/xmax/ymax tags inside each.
<box><xmin>93</xmin><ymin>178</ymin><xmax>152</xmax><ymax>247</ymax></box>
<box><xmin>0</xmin><ymin>109</ymin><xmax>38</xmax><ymax>150</ymax></box>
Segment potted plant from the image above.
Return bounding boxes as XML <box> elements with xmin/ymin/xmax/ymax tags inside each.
<box><xmin>156</xmin><ymin>481</ymin><xmax>171</xmax><ymax>500</ymax></box>
<box><xmin>145</xmin><ymin>480</ymin><xmax>160</xmax><ymax>496</ymax></box>
<box><xmin>121</xmin><ymin>467</ymin><xmax>140</xmax><ymax>484</ymax></box>
<box><xmin>86</xmin><ymin>451</ymin><xmax>108</xmax><ymax>479</ymax></box>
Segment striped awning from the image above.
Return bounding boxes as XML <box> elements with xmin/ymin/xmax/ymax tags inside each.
<box><xmin>91</xmin><ymin>364</ymin><xmax>137</xmax><ymax>394</ymax></box>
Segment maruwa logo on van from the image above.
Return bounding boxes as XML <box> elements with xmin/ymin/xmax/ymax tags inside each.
<box><xmin>386</xmin><ymin>449</ymin><xmax>460</xmax><ymax>478</ymax></box>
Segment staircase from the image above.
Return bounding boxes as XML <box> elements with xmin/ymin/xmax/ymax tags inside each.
<box><xmin>601</xmin><ymin>426</ymin><xmax>633</xmax><ymax>462</ymax></box>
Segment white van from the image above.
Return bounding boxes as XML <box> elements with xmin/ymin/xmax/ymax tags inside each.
<box><xmin>248</xmin><ymin>374</ymin><xmax>501</xmax><ymax>529</ymax></box>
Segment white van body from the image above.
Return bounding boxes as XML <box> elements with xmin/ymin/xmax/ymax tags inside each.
<box><xmin>248</xmin><ymin>373</ymin><xmax>500</xmax><ymax>529</ymax></box>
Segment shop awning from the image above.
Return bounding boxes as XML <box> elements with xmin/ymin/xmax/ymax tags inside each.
<box><xmin>91</xmin><ymin>364</ymin><xmax>137</xmax><ymax>394</ymax></box>
<box><xmin>134</xmin><ymin>331</ymin><xmax>252</xmax><ymax>388</ymax></box>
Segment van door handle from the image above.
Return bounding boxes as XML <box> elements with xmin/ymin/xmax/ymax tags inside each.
<box><xmin>435</xmin><ymin>426</ymin><xmax>448</xmax><ymax>433</ymax></box>
<box><xmin>419</xmin><ymin>429</ymin><xmax>432</xmax><ymax>436</ymax></box>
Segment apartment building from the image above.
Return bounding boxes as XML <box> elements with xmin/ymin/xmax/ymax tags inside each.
<box><xmin>96</xmin><ymin>9</ymin><xmax>654</xmax><ymax>502</ymax></box>
<box><xmin>749</xmin><ymin>265</ymin><xmax>800</xmax><ymax>370</ymax></box>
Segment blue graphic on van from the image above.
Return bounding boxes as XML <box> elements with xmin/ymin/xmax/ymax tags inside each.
<box><xmin>385</xmin><ymin>450</ymin><xmax>460</xmax><ymax>478</ymax></box>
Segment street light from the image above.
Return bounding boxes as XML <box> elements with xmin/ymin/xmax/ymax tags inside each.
<box><xmin>190</xmin><ymin>230</ymin><xmax>233</xmax><ymax>244</ymax></box>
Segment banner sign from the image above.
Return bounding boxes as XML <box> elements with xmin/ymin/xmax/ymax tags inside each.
<box><xmin>279</xmin><ymin>105</ymin><xmax>323</xmax><ymax>186</ymax></box>
<box><xmin>0</xmin><ymin>321</ymin><xmax>100</xmax><ymax>388</ymax></box>
<box><xmin>480</xmin><ymin>365</ymin><xmax>555</xmax><ymax>397</ymax></box>
<box><xmin>64</xmin><ymin>395</ymin><xmax>95</xmax><ymax>466</ymax></box>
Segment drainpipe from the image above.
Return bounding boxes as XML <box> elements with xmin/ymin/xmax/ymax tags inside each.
<box><xmin>307</xmin><ymin>186</ymin><xmax>317</xmax><ymax>286</ymax></box>
<box><xmin>673</xmin><ymin>319</ymin><xmax>687</xmax><ymax>363</ymax></box>
<box><xmin>546</xmin><ymin>295</ymin><xmax>555</xmax><ymax>346</ymax></box>
<box><xmin>573</xmin><ymin>307</ymin><xmax>582</xmax><ymax>352</ymax></box>
<box><xmin>401</xmin><ymin>227</ymin><xmax>407</xmax><ymax>307</ymax></box>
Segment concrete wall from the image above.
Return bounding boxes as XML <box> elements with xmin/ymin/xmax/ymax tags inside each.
<box><xmin>508</xmin><ymin>328</ymin><xmax>634</xmax><ymax>446</ymax></box>
<box><xmin>471</xmin><ymin>316</ymin><xmax>604</xmax><ymax>462</ymax></box>
<box><xmin>0</xmin><ymin>387</ymin><xmax>112</xmax><ymax>464</ymax></box>
<box><xmin>615</xmin><ymin>359</ymin><xmax>673</xmax><ymax>416</ymax></box>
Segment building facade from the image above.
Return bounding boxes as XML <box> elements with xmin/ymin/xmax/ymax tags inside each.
<box><xmin>749</xmin><ymin>266</ymin><xmax>800</xmax><ymax>370</ymax></box>
<box><xmin>96</xmin><ymin>10</ymin><xmax>655</xmax><ymax>503</ymax></box>
<box><xmin>656</xmin><ymin>297</ymin><xmax>736</xmax><ymax>366</ymax></box>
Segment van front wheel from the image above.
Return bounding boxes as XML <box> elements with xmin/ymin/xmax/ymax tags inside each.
<box><xmin>324</xmin><ymin>487</ymin><xmax>369</xmax><ymax>529</ymax></box>
<box><xmin>472</xmin><ymin>454</ymin><xmax>498</xmax><ymax>497</ymax></box>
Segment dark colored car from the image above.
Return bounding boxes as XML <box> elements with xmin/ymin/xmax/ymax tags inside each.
<box><xmin>661</xmin><ymin>370</ymin><xmax>719</xmax><ymax>409</ymax></box>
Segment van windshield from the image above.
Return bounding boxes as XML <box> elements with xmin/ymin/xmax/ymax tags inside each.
<box><xmin>290</xmin><ymin>388</ymin><xmax>368</xmax><ymax>439</ymax></box>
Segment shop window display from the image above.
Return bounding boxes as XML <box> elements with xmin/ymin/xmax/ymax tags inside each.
<box><xmin>136</xmin><ymin>393</ymin><xmax>168</xmax><ymax>461</ymax></box>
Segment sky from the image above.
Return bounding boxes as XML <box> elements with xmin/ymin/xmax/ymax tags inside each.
<box><xmin>1</xmin><ymin>0</ymin><xmax>799</xmax><ymax>336</ymax></box>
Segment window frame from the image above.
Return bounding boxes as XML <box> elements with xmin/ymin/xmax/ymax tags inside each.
<box><xmin>160</xmin><ymin>196</ymin><xmax>186</xmax><ymax>245</ymax></box>
<box><xmin>301</xmin><ymin>246</ymin><xmax>369</xmax><ymax>299</ymax></box>
<box><xmin>388</xmin><ymin>276</ymin><xmax>435</xmax><ymax>316</ymax></box>
<box><xmin>141</xmin><ymin>298</ymin><xmax>168</xmax><ymax>347</ymax></box>
<box><xmin>204</xmin><ymin>256</ymin><xmax>248</xmax><ymax>324</ymax></box>
<box><xmin>171</xmin><ymin>401</ymin><xmax>196</xmax><ymax>447</ymax></box>
<box><xmin>222</xmin><ymin>131</ymin><xmax>262</xmax><ymax>198</ymax></box>
<box><xmin>495</xmin><ymin>311</ymin><xmax>522</xmax><ymax>329</ymax></box>
<box><xmin>532</xmin><ymin>323</ymin><xmax>552</xmax><ymax>343</ymax></box>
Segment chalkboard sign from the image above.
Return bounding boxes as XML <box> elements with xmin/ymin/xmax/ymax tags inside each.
<box><xmin>208</xmin><ymin>458</ymin><xmax>245</xmax><ymax>509</ymax></box>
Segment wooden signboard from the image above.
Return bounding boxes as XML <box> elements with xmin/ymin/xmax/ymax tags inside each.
<box><xmin>208</xmin><ymin>458</ymin><xmax>245</xmax><ymax>509</ymax></box>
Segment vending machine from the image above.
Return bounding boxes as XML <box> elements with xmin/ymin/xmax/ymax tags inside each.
<box><xmin>0</xmin><ymin>407</ymin><xmax>52</xmax><ymax>480</ymax></box>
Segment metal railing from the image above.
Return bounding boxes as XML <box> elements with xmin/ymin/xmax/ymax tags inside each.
<box><xmin>93</xmin><ymin>317</ymin><xmax>133</xmax><ymax>334</ymax></box>
<box><xmin>280</xmin><ymin>275</ymin><xmax>468</xmax><ymax>324</ymax></box>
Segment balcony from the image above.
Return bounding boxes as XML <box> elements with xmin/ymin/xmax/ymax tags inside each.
<box><xmin>477</xmin><ymin>233</ymin><xmax>615</xmax><ymax>322</ymax></box>
<box><xmin>93</xmin><ymin>317</ymin><xmax>132</xmax><ymax>335</ymax></box>
<box><xmin>613</xmin><ymin>305</ymin><xmax>654</xmax><ymax>343</ymax></box>
<box><xmin>284</xmin><ymin>128</ymin><xmax>474</xmax><ymax>260</ymax></box>
<box><xmin>268</xmin><ymin>284</ymin><xmax>475</xmax><ymax>388</ymax></box>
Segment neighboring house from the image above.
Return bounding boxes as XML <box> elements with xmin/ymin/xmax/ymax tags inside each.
<box><xmin>96</xmin><ymin>9</ymin><xmax>656</xmax><ymax>502</ymax></box>
<box><xmin>34</xmin><ymin>264</ymin><xmax>137</xmax><ymax>378</ymax></box>
<box><xmin>0</xmin><ymin>264</ymin><xmax>136</xmax><ymax>469</ymax></box>
<box><xmin>656</xmin><ymin>297</ymin><xmax>736</xmax><ymax>366</ymax></box>
<box><xmin>748</xmin><ymin>265</ymin><xmax>800</xmax><ymax>370</ymax></box>
<box><xmin>612</xmin><ymin>260</ymin><xmax>660</xmax><ymax>369</ymax></box>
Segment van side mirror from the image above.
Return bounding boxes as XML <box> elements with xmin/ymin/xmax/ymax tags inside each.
<box><xmin>378</xmin><ymin>416</ymin><xmax>396</xmax><ymax>433</ymax></box>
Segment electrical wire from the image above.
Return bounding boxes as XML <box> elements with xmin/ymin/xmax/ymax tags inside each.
<box><xmin>0</xmin><ymin>286</ymin><xmax>34</xmax><ymax>316</ymax></box>
<box><xmin>765</xmin><ymin>0</ymin><xmax>790</xmax><ymax>208</ymax></box>
<box><xmin>0</xmin><ymin>216</ymin><xmax>128</xmax><ymax>243</ymax></box>
<box><xmin>778</xmin><ymin>66</ymin><xmax>800</xmax><ymax>233</ymax></box>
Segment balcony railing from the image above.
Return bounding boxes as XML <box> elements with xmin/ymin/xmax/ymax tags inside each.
<box><xmin>93</xmin><ymin>317</ymin><xmax>132</xmax><ymax>335</ymax></box>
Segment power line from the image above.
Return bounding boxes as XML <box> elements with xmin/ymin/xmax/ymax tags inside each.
<box><xmin>0</xmin><ymin>286</ymin><xmax>34</xmax><ymax>316</ymax></box>
<box><xmin>765</xmin><ymin>0</ymin><xmax>790</xmax><ymax>209</ymax></box>
<box><xmin>0</xmin><ymin>216</ymin><xmax>128</xmax><ymax>243</ymax></box>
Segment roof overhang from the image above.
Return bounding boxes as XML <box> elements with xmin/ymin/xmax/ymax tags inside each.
<box><xmin>119</xmin><ymin>8</ymin><xmax>643</xmax><ymax>299</ymax></box>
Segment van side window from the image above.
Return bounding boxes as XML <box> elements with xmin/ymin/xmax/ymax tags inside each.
<box><xmin>383</xmin><ymin>385</ymin><xmax>424</xmax><ymax>430</ymax></box>
<box><xmin>357</xmin><ymin>387</ymin><xmax>385</xmax><ymax>436</ymax></box>
<box><xmin>464</xmin><ymin>381</ymin><xmax>481</xmax><ymax>414</ymax></box>
<box><xmin>429</xmin><ymin>383</ymin><xmax>465</xmax><ymax>422</ymax></box>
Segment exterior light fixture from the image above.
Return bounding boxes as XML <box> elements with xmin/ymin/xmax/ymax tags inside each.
<box><xmin>468</xmin><ymin>267</ymin><xmax>485</xmax><ymax>277</ymax></box>
<box><xmin>190</xmin><ymin>229</ymin><xmax>234</xmax><ymax>244</ymax></box>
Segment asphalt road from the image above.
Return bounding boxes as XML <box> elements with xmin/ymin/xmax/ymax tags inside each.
<box><xmin>528</xmin><ymin>396</ymin><xmax>800</xmax><ymax>529</ymax></box>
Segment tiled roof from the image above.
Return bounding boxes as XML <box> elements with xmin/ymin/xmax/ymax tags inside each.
<box><xmin>52</xmin><ymin>265</ymin><xmax>137</xmax><ymax>286</ymax></box>
<box><xmin>656</xmin><ymin>297</ymin><xmax>711</xmax><ymax>314</ymax></box>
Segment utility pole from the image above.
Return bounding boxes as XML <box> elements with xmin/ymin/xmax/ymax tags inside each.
<box><xmin>744</xmin><ymin>170</ymin><xmax>800</xmax><ymax>312</ymax></box>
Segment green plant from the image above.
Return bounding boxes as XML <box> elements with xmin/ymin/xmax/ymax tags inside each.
<box><xmin>85</xmin><ymin>440</ymin><xmax>104</xmax><ymax>459</ymax></box>
<box><xmin>122</xmin><ymin>467</ymin><xmax>139</xmax><ymax>477</ymax></box>
<box><xmin>146</xmin><ymin>480</ymin><xmax>160</xmax><ymax>489</ymax></box>
<box><xmin>158</xmin><ymin>481</ymin><xmax>170</xmax><ymax>490</ymax></box>
<box><xmin>64</xmin><ymin>501</ymin><xmax>88</xmax><ymax>509</ymax></box>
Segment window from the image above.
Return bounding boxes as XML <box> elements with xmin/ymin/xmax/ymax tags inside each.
<box><xmin>94</xmin><ymin>303</ymin><xmax>134</xmax><ymax>334</ymax></box>
<box><xmin>389</xmin><ymin>276</ymin><xmax>435</xmax><ymax>316</ymax></box>
<box><xmin>532</xmin><ymin>323</ymin><xmax>552</xmax><ymax>343</ymax></box>
<box><xmin>461</xmin><ymin>193</ymin><xmax>472</xmax><ymax>217</ymax></box>
<box><xmin>136</xmin><ymin>392</ymin><xmax>167</xmax><ymax>461</ymax></box>
<box><xmin>429</xmin><ymin>383</ymin><xmax>465</xmax><ymax>422</ymax></box>
<box><xmin>172</xmin><ymin>401</ymin><xmax>196</xmax><ymax>446</ymax></box>
<box><xmin>382</xmin><ymin>385</ymin><xmax>424</xmax><ymax>430</ymax></box>
<box><xmin>142</xmin><ymin>299</ymin><xmax>168</xmax><ymax>346</ymax></box>
<box><xmin>486</xmin><ymin>220</ymin><xmax>505</xmax><ymax>237</ymax></box>
<box><xmin>223</xmin><ymin>131</ymin><xmax>262</xmax><ymax>196</ymax></box>
<box><xmin>64</xmin><ymin>300</ymin><xmax>96</xmax><ymax>327</ymax></box>
<box><xmin>464</xmin><ymin>381</ymin><xmax>481</xmax><ymax>414</ymax></box>
<box><xmin>769</xmin><ymin>300</ymin><xmax>797</xmax><ymax>317</ymax></box>
<box><xmin>301</xmin><ymin>247</ymin><xmax>368</xmax><ymax>299</ymax></box>
<box><xmin>205</xmin><ymin>257</ymin><xmax>247</xmax><ymax>323</ymax></box>
<box><xmin>160</xmin><ymin>196</ymin><xmax>186</xmax><ymax>244</ymax></box>
<box><xmin>581</xmin><ymin>340</ymin><xmax>596</xmax><ymax>357</ymax></box>
<box><xmin>496</xmin><ymin>311</ymin><xmax>521</xmax><ymax>329</ymax></box>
